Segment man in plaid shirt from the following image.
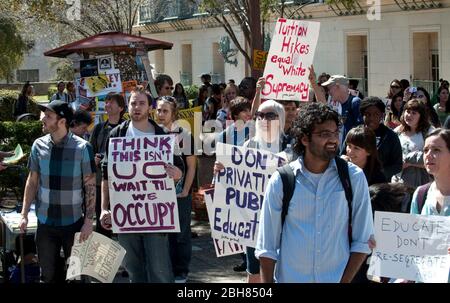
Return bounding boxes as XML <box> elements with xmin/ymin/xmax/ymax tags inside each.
<box><xmin>19</xmin><ymin>100</ymin><xmax>96</xmax><ymax>283</ymax></box>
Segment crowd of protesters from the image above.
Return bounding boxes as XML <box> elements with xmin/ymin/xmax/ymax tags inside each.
<box><xmin>2</xmin><ymin>69</ymin><xmax>448</xmax><ymax>284</ymax></box>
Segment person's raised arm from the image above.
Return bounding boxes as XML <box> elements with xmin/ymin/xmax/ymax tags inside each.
<box><xmin>251</xmin><ymin>77</ymin><xmax>266</xmax><ymax>117</ymax></box>
<box><xmin>308</xmin><ymin>65</ymin><xmax>326</xmax><ymax>103</ymax></box>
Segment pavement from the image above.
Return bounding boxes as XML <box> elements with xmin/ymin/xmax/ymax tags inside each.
<box><xmin>112</xmin><ymin>218</ymin><xmax>247</xmax><ymax>283</ymax></box>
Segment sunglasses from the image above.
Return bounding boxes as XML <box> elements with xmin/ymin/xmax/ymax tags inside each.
<box><xmin>391</xmin><ymin>85</ymin><xmax>401</xmax><ymax>89</ymax></box>
<box><xmin>255</xmin><ymin>111</ymin><xmax>279</xmax><ymax>121</ymax></box>
<box><xmin>164</xmin><ymin>86</ymin><xmax>174</xmax><ymax>90</ymax></box>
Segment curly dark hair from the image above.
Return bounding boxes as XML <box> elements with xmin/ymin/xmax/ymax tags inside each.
<box><xmin>292</xmin><ymin>102</ymin><xmax>340</xmax><ymax>155</ymax></box>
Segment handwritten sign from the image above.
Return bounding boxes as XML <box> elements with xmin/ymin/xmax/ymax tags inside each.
<box><xmin>368</xmin><ymin>211</ymin><xmax>450</xmax><ymax>283</ymax></box>
<box><xmin>211</xmin><ymin>143</ymin><xmax>285</xmax><ymax>247</ymax></box>
<box><xmin>262</xmin><ymin>18</ymin><xmax>320</xmax><ymax>101</ymax></box>
<box><xmin>204</xmin><ymin>188</ymin><xmax>245</xmax><ymax>257</ymax></box>
<box><xmin>108</xmin><ymin>135</ymin><xmax>180</xmax><ymax>233</ymax></box>
<box><xmin>67</xmin><ymin>232</ymin><xmax>126</xmax><ymax>283</ymax></box>
<box><xmin>83</xmin><ymin>69</ymin><xmax>123</xmax><ymax>97</ymax></box>
<box><xmin>253</xmin><ymin>49</ymin><xmax>268</xmax><ymax>71</ymax></box>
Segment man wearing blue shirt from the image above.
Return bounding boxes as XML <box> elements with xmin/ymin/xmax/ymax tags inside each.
<box><xmin>256</xmin><ymin>103</ymin><xmax>373</xmax><ymax>283</ymax></box>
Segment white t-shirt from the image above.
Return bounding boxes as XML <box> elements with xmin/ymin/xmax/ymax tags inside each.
<box><xmin>126</xmin><ymin>121</ymin><xmax>155</xmax><ymax>137</ymax></box>
<box><xmin>302</xmin><ymin>166</ymin><xmax>324</xmax><ymax>192</ymax></box>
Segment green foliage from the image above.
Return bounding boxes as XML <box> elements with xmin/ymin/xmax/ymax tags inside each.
<box><xmin>0</xmin><ymin>16</ymin><xmax>28</xmax><ymax>81</ymax></box>
<box><xmin>0</xmin><ymin>89</ymin><xmax>40</xmax><ymax>121</ymax></box>
<box><xmin>184</xmin><ymin>85</ymin><xmax>199</xmax><ymax>100</ymax></box>
<box><xmin>47</xmin><ymin>86</ymin><xmax>58</xmax><ymax>100</ymax></box>
<box><xmin>0</xmin><ymin>121</ymin><xmax>43</xmax><ymax>200</ymax></box>
<box><xmin>56</xmin><ymin>60</ymin><xmax>75</xmax><ymax>81</ymax></box>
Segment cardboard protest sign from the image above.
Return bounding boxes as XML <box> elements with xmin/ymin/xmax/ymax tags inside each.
<box><xmin>203</xmin><ymin>188</ymin><xmax>245</xmax><ymax>257</ymax></box>
<box><xmin>262</xmin><ymin>18</ymin><xmax>320</xmax><ymax>101</ymax></box>
<box><xmin>67</xmin><ymin>232</ymin><xmax>126</xmax><ymax>283</ymax></box>
<box><xmin>368</xmin><ymin>211</ymin><xmax>450</xmax><ymax>283</ymax></box>
<box><xmin>108</xmin><ymin>135</ymin><xmax>180</xmax><ymax>233</ymax></box>
<box><xmin>211</xmin><ymin>143</ymin><xmax>285</xmax><ymax>247</ymax></box>
<box><xmin>83</xmin><ymin>69</ymin><xmax>122</xmax><ymax>97</ymax></box>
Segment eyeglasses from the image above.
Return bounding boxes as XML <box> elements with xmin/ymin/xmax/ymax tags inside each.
<box><xmin>311</xmin><ymin>130</ymin><xmax>340</xmax><ymax>139</ymax></box>
<box><xmin>255</xmin><ymin>111</ymin><xmax>279</xmax><ymax>121</ymax></box>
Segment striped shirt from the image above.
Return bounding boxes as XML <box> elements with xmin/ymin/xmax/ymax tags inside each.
<box><xmin>255</xmin><ymin>156</ymin><xmax>374</xmax><ymax>283</ymax></box>
<box><xmin>28</xmin><ymin>132</ymin><xmax>96</xmax><ymax>226</ymax></box>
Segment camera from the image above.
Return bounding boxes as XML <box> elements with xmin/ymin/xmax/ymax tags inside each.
<box><xmin>409</xmin><ymin>87</ymin><xmax>417</xmax><ymax>94</ymax></box>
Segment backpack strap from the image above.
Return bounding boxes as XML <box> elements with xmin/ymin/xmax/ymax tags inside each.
<box><xmin>335</xmin><ymin>157</ymin><xmax>353</xmax><ymax>245</ymax></box>
<box><xmin>416</xmin><ymin>182</ymin><xmax>432</xmax><ymax>214</ymax></box>
<box><xmin>277</xmin><ymin>164</ymin><xmax>296</xmax><ymax>227</ymax></box>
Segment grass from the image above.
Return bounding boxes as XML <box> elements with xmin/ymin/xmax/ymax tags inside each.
<box><xmin>34</xmin><ymin>95</ymin><xmax>49</xmax><ymax>103</ymax></box>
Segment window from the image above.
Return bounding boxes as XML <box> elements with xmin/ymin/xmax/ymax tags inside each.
<box><xmin>16</xmin><ymin>69</ymin><xmax>39</xmax><ymax>82</ymax></box>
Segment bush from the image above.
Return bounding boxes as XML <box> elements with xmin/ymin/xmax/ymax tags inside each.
<box><xmin>184</xmin><ymin>85</ymin><xmax>199</xmax><ymax>100</ymax></box>
<box><xmin>47</xmin><ymin>85</ymin><xmax>57</xmax><ymax>100</ymax></box>
<box><xmin>0</xmin><ymin>121</ymin><xmax>43</xmax><ymax>200</ymax></box>
<box><xmin>0</xmin><ymin>89</ymin><xmax>41</xmax><ymax>121</ymax></box>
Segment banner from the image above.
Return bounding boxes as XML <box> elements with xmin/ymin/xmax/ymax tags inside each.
<box><xmin>368</xmin><ymin>211</ymin><xmax>450</xmax><ymax>283</ymax></box>
<box><xmin>108</xmin><ymin>135</ymin><xmax>180</xmax><ymax>233</ymax></box>
<box><xmin>211</xmin><ymin>143</ymin><xmax>285</xmax><ymax>247</ymax></box>
<box><xmin>67</xmin><ymin>232</ymin><xmax>126</xmax><ymax>283</ymax></box>
<box><xmin>262</xmin><ymin>18</ymin><xmax>320</xmax><ymax>101</ymax></box>
<box><xmin>204</xmin><ymin>188</ymin><xmax>245</xmax><ymax>257</ymax></box>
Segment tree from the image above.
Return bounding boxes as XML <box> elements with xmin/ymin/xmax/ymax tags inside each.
<box><xmin>194</xmin><ymin>0</ymin><xmax>279</xmax><ymax>78</ymax></box>
<box><xmin>194</xmin><ymin>0</ymin><xmax>354</xmax><ymax>78</ymax></box>
<box><xmin>1</xmin><ymin>0</ymin><xmax>150</xmax><ymax>38</ymax></box>
<box><xmin>0</xmin><ymin>15</ymin><xmax>29</xmax><ymax>82</ymax></box>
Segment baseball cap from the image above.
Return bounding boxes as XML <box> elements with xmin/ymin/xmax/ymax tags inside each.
<box><xmin>321</xmin><ymin>75</ymin><xmax>348</xmax><ymax>87</ymax></box>
<box><xmin>39</xmin><ymin>100</ymin><xmax>74</xmax><ymax>123</ymax></box>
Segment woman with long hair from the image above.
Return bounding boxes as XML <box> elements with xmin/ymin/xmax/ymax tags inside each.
<box><xmin>384</xmin><ymin>92</ymin><xmax>404</xmax><ymax>129</ymax></box>
<box><xmin>156</xmin><ymin>96</ymin><xmax>196</xmax><ymax>283</ymax></box>
<box><xmin>411</xmin><ymin>87</ymin><xmax>440</xmax><ymax>128</ymax></box>
<box><xmin>392</xmin><ymin>99</ymin><xmax>434</xmax><ymax>188</ymax></box>
<box><xmin>192</xmin><ymin>85</ymin><xmax>209</xmax><ymax>108</ymax></box>
<box><xmin>387</xmin><ymin>79</ymin><xmax>402</xmax><ymax>100</ymax></box>
<box><xmin>14</xmin><ymin>81</ymin><xmax>34</xmax><ymax>117</ymax></box>
<box><xmin>433</xmin><ymin>86</ymin><xmax>449</xmax><ymax>125</ymax></box>
<box><xmin>173</xmin><ymin>83</ymin><xmax>189</xmax><ymax>109</ymax></box>
<box><xmin>343</xmin><ymin>126</ymin><xmax>386</xmax><ymax>185</ymax></box>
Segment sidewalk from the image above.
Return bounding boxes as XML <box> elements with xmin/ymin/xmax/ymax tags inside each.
<box><xmin>113</xmin><ymin>219</ymin><xmax>246</xmax><ymax>283</ymax></box>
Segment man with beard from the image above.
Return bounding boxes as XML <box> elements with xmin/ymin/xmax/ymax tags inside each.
<box><xmin>99</xmin><ymin>86</ymin><xmax>183</xmax><ymax>283</ymax></box>
<box><xmin>19</xmin><ymin>100</ymin><xmax>96</xmax><ymax>282</ymax></box>
<box><xmin>256</xmin><ymin>103</ymin><xmax>373</xmax><ymax>283</ymax></box>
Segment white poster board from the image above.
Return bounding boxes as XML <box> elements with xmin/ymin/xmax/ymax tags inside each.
<box><xmin>203</xmin><ymin>188</ymin><xmax>245</xmax><ymax>257</ymax></box>
<box><xmin>67</xmin><ymin>232</ymin><xmax>126</xmax><ymax>283</ymax></box>
<box><xmin>108</xmin><ymin>135</ymin><xmax>180</xmax><ymax>233</ymax></box>
<box><xmin>368</xmin><ymin>211</ymin><xmax>450</xmax><ymax>283</ymax></box>
<box><xmin>262</xmin><ymin>18</ymin><xmax>320</xmax><ymax>101</ymax></box>
<box><xmin>211</xmin><ymin>143</ymin><xmax>285</xmax><ymax>247</ymax></box>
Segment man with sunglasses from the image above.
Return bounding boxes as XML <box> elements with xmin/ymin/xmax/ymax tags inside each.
<box><xmin>256</xmin><ymin>102</ymin><xmax>373</xmax><ymax>283</ymax></box>
<box><xmin>309</xmin><ymin>67</ymin><xmax>363</xmax><ymax>147</ymax></box>
<box><xmin>155</xmin><ymin>74</ymin><xmax>174</xmax><ymax>97</ymax></box>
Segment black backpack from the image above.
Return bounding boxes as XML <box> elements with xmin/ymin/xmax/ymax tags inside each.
<box><xmin>277</xmin><ymin>156</ymin><xmax>354</xmax><ymax>244</ymax></box>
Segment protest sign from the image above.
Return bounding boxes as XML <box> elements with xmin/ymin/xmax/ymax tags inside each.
<box><xmin>108</xmin><ymin>135</ymin><xmax>180</xmax><ymax>233</ymax></box>
<box><xmin>67</xmin><ymin>232</ymin><xmax>126</xmax><ymax>283</ymax></box>
<box><xmin>82</xmin><ymin>68</ymin><xmax>122</xmax><ymax>97</ymax></box>
<box><xmin>211</xmin><ymin>143</ymin><xmax>285</xmax><ymax>247</ymax></box>
<box><xmin>204</xmin><ymin>188</ymin><xmax>244</xmax><ymax>257</ymax></box>
<box><xmin>262</xmin><ymin>18</ymin><xmax>320</xmax><ymax>101</ymax></box>
<box><xmin>253</xmin><ymin>49</ymin><xmax>268</xmax><ymax>71</ymax></box>
<box><xmin>368</xmin><ymin>211</ymin><xmax>450</xmax><ymax>283</ymax></box>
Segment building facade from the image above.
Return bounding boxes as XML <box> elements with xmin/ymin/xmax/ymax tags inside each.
<box><xmin>136</xmin><ymin>0</ymin><xmax>450</xmax><ymax>97</ymax></box>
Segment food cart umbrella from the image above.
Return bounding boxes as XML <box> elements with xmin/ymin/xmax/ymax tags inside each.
<box><xmin>44</xmin><ymin>31</ymin><xmax>172</xmax><ymax>58</ymax></box>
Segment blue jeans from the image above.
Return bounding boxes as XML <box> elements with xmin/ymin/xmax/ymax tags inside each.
<box><xmin>246</xmin><ymin>246</ymin><xmax>260</xmax><ymax>274</ymax></box>
<box><xmin>169</xmin><ymin>195</ymin><xmax>192</xmax><ymax>276</ymax></box>
<box><xmin>118</xmin><ymin>233</ymin><xmax>173</xmax><ymax>283</ymax></box>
